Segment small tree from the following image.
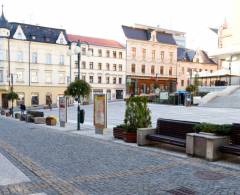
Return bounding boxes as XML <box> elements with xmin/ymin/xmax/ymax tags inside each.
<box><xmin>124</xmin><ymin>96</ymin><xmax>151</xmax><ymax>131</ymax></box>
<box><xmin>7</xmin><ymin>91</ymin><xmax>18</xmax><ymax>117</ymax></box>
<box><xmin>65</xmin><ymin>80</ymin><xmax>91</xmax><ymax>100</ymax></box>
<box><xmin>186</xmin><ymin>73</ymin><xmax>200</xmax><ymax>96</ymax></box>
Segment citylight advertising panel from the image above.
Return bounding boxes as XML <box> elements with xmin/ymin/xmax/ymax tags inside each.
<box><xmin>94</xmin><ymin>94</ymin><xmax>107</xmax><ymax>129</ymax></box>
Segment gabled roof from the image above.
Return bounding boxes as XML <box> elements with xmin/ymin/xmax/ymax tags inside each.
<box><xmin>67</xmin><ymin>34</ymin><xmax>125</xmax><ymax>49</ymax></box>
<box><xmin>122</xmin><ymin>25</ymin><xmax>176</xmax><ymax>45</ymax></box>
<box><xmin>9</xmin><ymin>22</ymin><xmax>68</xmax><ymax>44</ymax></box>
<box><xmin>177</xmin><ymin>48</ymin><xmax>216</xmax><ymax>64</ymax></box>
<box><xmin>177</xmin><ymin>48</ymin><xmax>196</xmax><ymax>61</ymax></box>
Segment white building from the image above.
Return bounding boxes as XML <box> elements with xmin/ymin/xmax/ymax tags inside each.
<box><xmin>67</xmin><ymin>34</ymin><xmax>126</xmax><ymax>101</ymax></box>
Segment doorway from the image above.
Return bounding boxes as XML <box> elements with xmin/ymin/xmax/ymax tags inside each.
<box><xmin>2</xmin><ymin>94</ymin><xmax>8</xmax><ymax>109</ymax></box>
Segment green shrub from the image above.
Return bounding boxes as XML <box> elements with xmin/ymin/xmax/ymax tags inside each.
<box><xmin>194</xmin><ymin>123</ymin><xmax>232</xmax><ymax>136</ymax></box>
<box><xmin>123</xmin><ymin>96</ymin><xmax>151</xmax><ymax>132</ymax></box>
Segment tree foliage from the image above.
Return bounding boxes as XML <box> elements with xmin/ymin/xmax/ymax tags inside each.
<box><xmin>64</xmin><ymin>80</ymin><xmax>91</xmax><ymax>98</ymax></box>
<box><xmin>7</xmin><ymin>91</ymin><xmax>18</xmax><ymax>101</ymax></box>
<box><xmin>124</xmin><ymin>96</ymin><xmax>151</xmax><ymax>131</ymax></box>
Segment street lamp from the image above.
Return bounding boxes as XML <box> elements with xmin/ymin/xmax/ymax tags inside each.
<box><xmin>67</xmin><ymin>40</ymin><xmax>89</xmax><ymax>130</ymax></box>
<box><xmin>226</xmin><ymin>56</ymin><xmax>238</xmax><ymax>85</ymax></box>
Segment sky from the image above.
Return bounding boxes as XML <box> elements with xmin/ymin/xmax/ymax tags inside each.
<box><xmin>2</xmin><ymin>0</ymin><xmax>231</xmax><ymax>52</ymax></box>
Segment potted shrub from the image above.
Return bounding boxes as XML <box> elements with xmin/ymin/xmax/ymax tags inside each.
<box><xmin>113</xmin><ymin>96</ymin><xmax>151</xmax><ymax>143</ymax></box>
<box><xmin>46</xmin><ymin>116</ymin><xmax>57</xmax><ymax>126</ymax></box>
<box><xmin>194</xmin><ymin>123</ymin><xmax>232</xmax><ymax>136</ymax></box>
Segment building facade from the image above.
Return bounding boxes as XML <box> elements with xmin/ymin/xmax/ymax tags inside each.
<box><xmin>177</xmin><ymin>48</ymin><xmax>218</xmax><ymax>90</ymax></box>
<box><xmin>0</xmin><ymin>11</ymin><xmax>70</xmax><ymax>108</ymax></box>
<box><xmin>67</xmin><ymin>34</ymin><xmax>126</xmax><ymax>101</ymax></box>
<box><xmin>122</xmin><ymin>24</ymin><xmax>181</xmax><ymax>96</ymax></box>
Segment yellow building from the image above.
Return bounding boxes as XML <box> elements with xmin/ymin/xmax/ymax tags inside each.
<box><xmin>0</xmin><ymin>10</ymin><xmax>70</xmax><ymax>109</ymax></box>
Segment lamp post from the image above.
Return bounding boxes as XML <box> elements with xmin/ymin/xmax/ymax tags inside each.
<box><xmin>67</xmin><ymin>40</ymin><xmax>89</xmax><ymax>130</ymax></box>
<box><xmin>226</xmin><ymin>55</ymin><xmax>238</xmax><ymax>86</ymax></box>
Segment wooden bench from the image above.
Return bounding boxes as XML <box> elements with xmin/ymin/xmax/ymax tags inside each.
<box><xmin>219</xmin><ymin>123</ymin><xmax>240</xmax><ymax>155</ymax></box>
<box><xmin>144</xmin><ymin>118</ymin><xmax>199</xmax><ymax>147</ymax></box>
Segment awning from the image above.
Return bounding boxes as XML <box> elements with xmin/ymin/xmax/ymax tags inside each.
<box><xmin>209</xmin><ymin>45</ymin><xmax>240</xmax><ymax>59</ymax></box>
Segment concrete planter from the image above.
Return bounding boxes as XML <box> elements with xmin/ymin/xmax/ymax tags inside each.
<box><xmin>15</xmin><ymin>113</ymin><xmax>21</xmax><ymax>119</ymax></box>
<box><xmin>186</xmin><ymin>133</ymin><xmax>229</xmax><ymax>161</ymax></box>
<box><xmin>5</xmin><ymin>112</ymin><xmax>11</xmax><ymax>117</ymax></box>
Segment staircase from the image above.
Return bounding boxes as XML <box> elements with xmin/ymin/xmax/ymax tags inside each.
<box><xmin>199</xmin><ymin>85</ymin><xmax>240</xmax><ymax>108</ymax></box>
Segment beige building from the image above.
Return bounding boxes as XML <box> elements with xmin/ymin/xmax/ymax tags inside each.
<box><xmin>177</xmin><ymin>49</ymin><xmax>218</xmax><ymax>90</ymax></box>
<box><xmin>0</xmin><ymin>11</ymin><xmax>70</xmax><ymax>109</ymax></box>
<box><xmin>67</xmin><ymin>34</ymin><xmax>126</xmax><ymax>101</ymax></box>
<box><xmin>122</xmin><ymin>24</ymin><xmax>182</xmax><ymax>95</ymax></box>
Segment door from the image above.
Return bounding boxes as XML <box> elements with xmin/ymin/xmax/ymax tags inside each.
<box><xmin>2</xmin><ymin>94</ymin><xmax>8</xmax><ymax>109</ymax></box>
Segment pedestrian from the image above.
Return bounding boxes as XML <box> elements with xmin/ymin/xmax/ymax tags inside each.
<box><xmin>20</xmin><ymin>103</ymin><xmax>25</xmax><ymax>115</ymax></box>
<box><xmin>48</xmin><ymin>98</ymin><xmax>52</xmax><ymax>111</ymax></box>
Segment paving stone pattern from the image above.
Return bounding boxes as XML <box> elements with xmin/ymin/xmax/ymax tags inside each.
<box><xmin>0</xmin><ymin>117</ymin><xmax>240</xmax><ymax>194</ymax></box>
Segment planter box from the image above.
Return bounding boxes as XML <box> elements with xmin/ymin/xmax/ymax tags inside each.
<box><xmin>113</xmin><ymin>127</ymin><xmax>124</xmax><ymax>139</ymax></box>
<box><xmin>27</xmin><ymin>111</ymin><xmax>44</xmax><ymax>117</ymax></box>
<box><xmin>46</xmin><ymin>118</ymin><xmax>57</xmax><ymax>126</ymax></box>
<box><xmin>123</xmin><ymin>131</ymin><xmax>137</xmax><ymax>143</ymax></box>
<box><xmin>20</xmin><ymin>114</ymin><xmax>26</xmax><ymax>121</ymax></box>
<box><xmin>5</xmin><ymin>112</ymin><xmax>11</xmax><ymax>117</ymax></box>
<box><xmin>186</xmin><ymin>133</ymin><xmax>229</xmax><ymax>161</ymax></box>
<box><xmin>1</xmin><ymin>110</ymin><xmax>5</xmax><ymax>115</ymax></box>
<box><xmin>26</xmin><ymin>114</ymin><xmax>34</xmax><ymax>123</ymax></box>
<box><xmin>34</xmin><ymin>117</ymin><xmax>46</xmax><ymax>124</ymax></box>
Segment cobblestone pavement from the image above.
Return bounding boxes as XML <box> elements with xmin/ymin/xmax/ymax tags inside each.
<box><xmin>39</xmin><ymin>101</ymin><xmax>240</xmax><ymax>128</ymax></box>
<box><xmin>0</xmin><ymin>117</ymin><xmax>240</xmax><ymax>194</ymax></box>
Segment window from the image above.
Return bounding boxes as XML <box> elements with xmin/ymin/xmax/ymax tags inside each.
<box><xmin>89</xmin><ymin>62</ymin><xmax>94</xmax><ymax>69</ymax></box>
<box><xmin>45</xmin><ymin>71</ymin><xmax>52</xmax><ymax>83</ymax></box>
<box><xmin>119</xmin><ymin>77</ymin><xmax>122</xmax><ymax>84</ymax></box>
<box><xmin>160</xmin><ymin>66</ymin><xmax>164</xmax><ymax>75</ymax></box>
<box><xmin>119</xmin><ymin>52</ymin><xmax>123</xmax><ymax>59</ymax></box>
<box><xmin>169</xmin><ymin>52</ymin><xmax>173</xmax><ymax>63</ymax></box>
<box><xmin>46</xmin><ymin>53</ymin><xmax>51</xmax><ymax>64</ymax></box>
<box><xmin>142</xmin><ymin>48</ymin><xmax>146</xmax><ymax>59</ymax></box>
<box><xmin>0</xmin><ymin>49</ymin><xmax>4</xmax><ymax>60</ymax></box>
<box><xmin>113</xmin><ymin>51</ymin><xmax>117</xmax><ymax>58</ymax></box>
<box><xmin>113</xmin><ymin>77</ymin><xmax>116</xmax><ymax>84</ymax></box>
<box><xmin>119</xmin><ymin>64</ymin><xmax>122</xmax><ymax>71</ymax></box>
<box><xmin>181</xmin><ymin>80</ymin><xmax>184</xmax><ymax>87</ymax></box>
<box><xmin>82</xmin><ymin>61</ymin><xmax>86</xmax><ymax>69</ymax></box>
<box><xmin>142</xmin><ymin>65</ymin><xmax>145</xmax><ymax>74</ymax></box>
<box><xmin>16</xmin><ymin>51</ymin><xmax>23</xmax><ymax>62</ymax></box>
<box><xmin>45</xmin><ymin>93</ymin><xmax>52</xmax><ymax>105</ymax></box>
<box><xmin>32</xmin><ymin>52</ymin><xmax>37</xmax><ymax>63</ymax></box>
<box><xmin>199</xmin><ymin>69</ymin><xmax>202</xmax><ymax>72</ymax></box>
<box><xmin>82</xmin><ymin>48</ymin><xmax>86</xmax><ymax>55</ymax></box>
<box><xmin>106</xmin><ymin>63</ymin><xmax>110</xmax><ymax>70</ymax></box>
<box><xmin>82</xmin><ymin>75</ymin><xmax>86</xmax><ymax>81</ymax></box>
<box><xmin>16</xmin><ymin>70</ymin><xmax>24</xmax><ymax>82</ymax></box>
<box><xmin>160</xmin><ymin>51</ymin><xmax>164</xmax><ymax>62</ymax></box>
<box><xmin>169</xmin><ymin>67</ymin><xmax>173</xmax><ymax>75</ymax></box>
<box><xmin>151</xmin><ymin>65</ymin><xmax>155</xmax><ymax>75</ymax></box>
<box><xmin>98</xmin><ymin>76</ymin><xmax>102</xmax><ymax>83</ymax></box>
<box><xmin>152</xmin><ymin>50</ymin><xmax>156</xmax><ymax>60</ymax></box>
<box><xmin>181</xmin><ymin>67</ymin><xmax>184</xmax><ymax>75</ymax></box>
<box><xmin>98</xmin><ymin>63</ymin><xmax>102</xmax><ymax>70</ymax></box>
<box><xmin>59</xmin><ymin>55</ymin><xmax>64</xmax><ymax>65</ymax></box>
<box><xmin>131</xmin><ymin>64</ymin><xmax>135</xmax><ymax>73</ymax></box>
<box><xmin>16</xmin><ymin>93</ymin><xmax>25</xmax><ymax>106</ymax></box>
<box><xmin>59</xmin><ymin>72</ymin><xmax>65</xmax><ymax>84</ymax></box>
<box><xmin>98</xmin><ymin>49</ymin><xmax>102</xmax><ymax>57</ymax></box>
<box><xmin>113</xmin><ymin>64</ymin><xmax>117</xmax><ymax>71</ymax></box>
<box><xmin>106</xmin><ymin>50</ymin><xmax>110</xmax><ymax>57</ymax></box>
<box><xmin>210</xmin><ymin>70</ymin><xmax>213</xmax><ymax>73</ymax></box>
<box><xmin>31</xmin><ymin>71</ymin><xmax>38</xmax><ymax>83</ymax></box>
<box><xmin>89</xmin><ymin>76</ymin><xmax>94</xmax><ymax>83</ymax></box>
<box><xmin>31</xmin><ymin>93</ymin><xmax>39</xmax><ymax>106</ymax></box>
<box><xmin>106</xmin><ymin>77</ymin><xmax>110</xmax><ymax>84</ymax></box>
<box><xmin>88</xmin><ymin>48</ymin><xmax>94</xmax><ymax>56</ymax></box>
<box><xmin>131</xmin><ymin>47</ymin><xmax>136</xmax><ymax>58</ymax></box>
<box><xmin>0</xmin><ymin>70</ymin><xmax>3</xmax><ymax>82</ymax></box>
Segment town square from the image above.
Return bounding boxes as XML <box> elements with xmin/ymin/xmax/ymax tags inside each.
<box><xmin>0</xmin><ymin>0</ymin><xmax>240</xmax><ymax>194</ymax></box>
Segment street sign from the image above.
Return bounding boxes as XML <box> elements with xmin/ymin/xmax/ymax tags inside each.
<box><xmin>94</xmin><ymin>94</ymin><xmax>107</xmax><ymax>134</ymax></box>
<box><xmin>160</xmin><ymin>92</ymin><xmax>169</xmax><ymax>100</ymax></box>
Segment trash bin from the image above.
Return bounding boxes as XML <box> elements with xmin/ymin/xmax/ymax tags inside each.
<box><xmin>80</xmin><ymin>109</ymin><xmax>85</xmax><ymax>123</ymax></box>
